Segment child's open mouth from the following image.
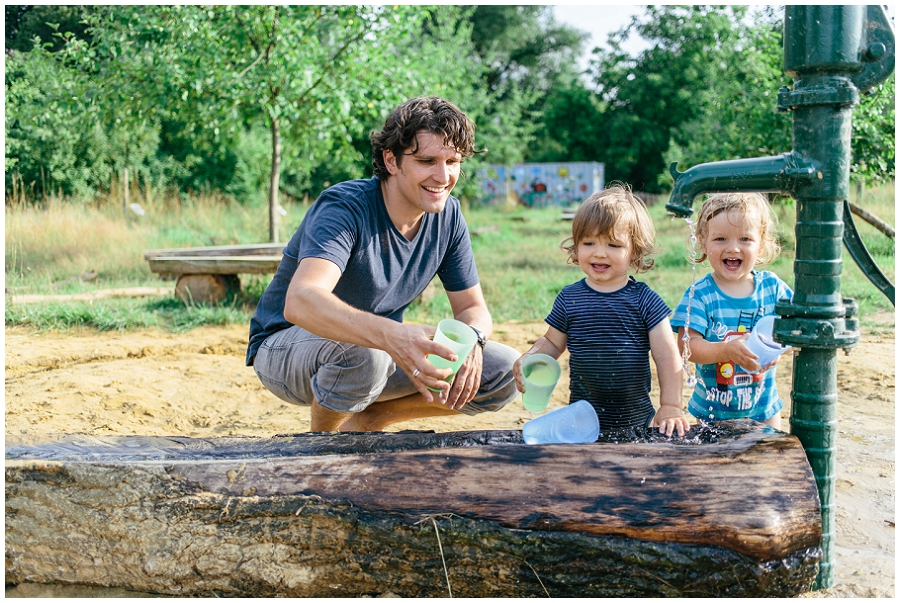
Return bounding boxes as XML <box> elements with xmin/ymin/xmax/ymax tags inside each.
<box><xmin>724</xmin><ymin>258</ymin><xmax>742</xmax><ymax>269</ymax></box>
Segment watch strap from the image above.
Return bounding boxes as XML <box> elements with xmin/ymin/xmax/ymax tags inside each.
<box><xmin>470</xmin><ymin>325</ymin><xmax>487</xmax><ymax>348</ymax></box>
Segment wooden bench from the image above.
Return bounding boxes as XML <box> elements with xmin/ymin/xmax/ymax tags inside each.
<box><xmin>144</xmin><ymin>243</ymin><xmax>284</xmax><ymax>304</ymax></box>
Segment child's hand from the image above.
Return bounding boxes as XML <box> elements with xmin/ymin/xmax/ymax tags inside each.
<box><xmin>725</xmin><ymin>335</ymin><xmax>761</xmax><ymax>373</ymax></box>
<box><xmin>651</xmin><ymin>406</ymin><xmax>691</xmax><ymax>438</ymax></box>
<box><xmin>757</xmin><ymin>355</ymin><xmax>782</xmax><ymax>374</ymax></box>
<box><xmin>512</xmin><ymin>353</ymin><xmax>529</xmax><ymax>393</ymax></box>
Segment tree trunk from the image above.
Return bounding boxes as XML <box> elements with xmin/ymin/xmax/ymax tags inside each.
<box><xmin>5</xmin><ymin>420</ymin><xmax>821</xmax><ymax>597</ymax></box>
<box><xmin>268</xmin><ymin>116</ymin><xmax>281</xmax><ymax>243</ymax></box>
<box><xmin>123</xmin><ymin>167</ymin><xmax>130</xmax><ymax>225</ymax></box>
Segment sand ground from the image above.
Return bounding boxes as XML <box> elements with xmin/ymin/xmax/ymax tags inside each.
<box><xmin>4</xmin><ymin>321</ymin><xmax>895</xmax><ymax>597</ymax></box>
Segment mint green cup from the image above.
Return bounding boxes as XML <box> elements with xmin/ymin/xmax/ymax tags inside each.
<box><xmin>521</xmin><ymin>354</ymin><xmax>561</xmax><ymax>412</ymax></box>
<box><xmin>426</xmin><ymin>319</ymin><xmax>477</xmax><ymax>391</ymax></box>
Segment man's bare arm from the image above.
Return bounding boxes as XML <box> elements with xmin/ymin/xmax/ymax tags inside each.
<box><xmin>284</xmin><ymin>257</ymin><xmax>454</xmax><ymax>401</ymax></box>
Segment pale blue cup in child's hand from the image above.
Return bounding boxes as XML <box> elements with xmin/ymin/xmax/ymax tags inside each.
<box><xmin>744</xmin><ymin>315</ymin><xmax>791</xmax><ymax>373</ymax></box>
<box><xmin>521</xmin><ymin>353</ymin><xmax>562</xmax><ymax>412</ymax></box>
<box><xmin>426</xmin><ymin>318</ymin><xmax>478</xmax><ymax>391</ymax></box>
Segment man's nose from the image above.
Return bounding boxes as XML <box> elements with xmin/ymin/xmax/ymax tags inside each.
<box><xmin>432</xmin><ymin>161</ymin><xmax>452</xmax><ymax>184</ymax></box>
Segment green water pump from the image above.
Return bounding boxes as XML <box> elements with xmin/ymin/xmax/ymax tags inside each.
<box><xmin>664</xmin><ymin>6</ymin><xmax>895</xmax><ymax>589</ymax></box>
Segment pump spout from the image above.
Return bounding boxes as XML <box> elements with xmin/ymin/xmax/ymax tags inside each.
<box><xmin>665</xmin><ymin>151</ymin><xmax>817</xmax><ymax>218</ymax></box>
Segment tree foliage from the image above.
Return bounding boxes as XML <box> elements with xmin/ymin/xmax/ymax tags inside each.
<box><xmin>4</xmin><ymin>5</ymin><xmax>894</xmax><ymax>211</ymax></box>
<box><xmin>526</xmin><ymin>84</ymin><xmax>606</xmax><ymax>163</ymax></box>
<box><xmin>851</xmin><ymin>75</ymin><xmax>895</xmax><ymax>185</ymax></box>
<box><xmin>459</xmin><ymin>5</ymin><xmax>588</xmax><ymax>197</ymax></box>
<box><xmin>5</xmin><ymin>5</ymin><xmax>91</xmax><ymax>52</ymax></box>
<box><xmin>570</xmin><ymin>5</ymin><xmax>894</xmax><ymax>193</ymax></box>
<box><xmin>6</xmin><ymin>5</ymin><xmax>572</xmax><ymax>208</ymax></box>
<box><xmin>664</xmin><ymin>8</ymin><xmax>793</xmax><ymax>176</ymax></box>
<box><xmin>589</xmin><ymin>5</ymin><xmax>749</xmax><ymax>193</ymax></box>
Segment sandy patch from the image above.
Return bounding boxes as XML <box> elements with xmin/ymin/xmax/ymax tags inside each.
<box><xmin>4</xmin><ymin>322</ymin><xmax>894</xmax><ymax>597</ymax></box>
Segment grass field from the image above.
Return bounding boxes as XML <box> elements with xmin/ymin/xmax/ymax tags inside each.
<box><xmin>5</xmin><ymin>183</ymin><xmax>895</xmax><ymax>332</ymax></box>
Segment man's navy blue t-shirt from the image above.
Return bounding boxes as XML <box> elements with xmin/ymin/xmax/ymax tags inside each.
<box><xmin>246</xmin><ymin>177</ymin><xmax>479</xmax><ymax>365</ymax></box>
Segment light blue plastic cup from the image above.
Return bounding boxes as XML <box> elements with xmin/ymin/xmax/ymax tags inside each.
<box><xmin>522</xmin><ymin>400</ymin><xmax>600</xmax><ymax>445</ymax></box>
<box><xmin>744</xmin><ymin>315</ymin><xmax>791</xmax><ymax>373</ymax></box>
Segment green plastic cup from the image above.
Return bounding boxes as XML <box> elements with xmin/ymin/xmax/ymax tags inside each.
<box><xmin>426</xmin><ymin>319</ymin><xmax>477</xmax><ymax>391</ymax></box>
<box><xmin>521</xmin><ymin>354</ymin><xmax>561</xmax><ymax>412</ymax></box>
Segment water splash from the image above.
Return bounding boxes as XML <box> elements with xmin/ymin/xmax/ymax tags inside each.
<box><xmin>681</xmin><ymin>216</ymin><xmax>699</xmax><ymax>388</ymax></box>
<box><xmin>593</xmin><ymin>419</ymin><xmax>741</xmax><ymax>445</ymax></box>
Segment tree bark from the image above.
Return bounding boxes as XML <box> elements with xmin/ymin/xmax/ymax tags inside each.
<box><xmin>123</xmin><ymin>166</ymin><xmax>129</xmax><ymax>225</ymax></box>
<box><xmin>5</xmin><ymin>420</ymin><xmax>822</xmax><ymax>597</ymax></box>
<box><xmin>268</xmin><ymin>116</ymin><xmax>281</xmax><ymax>244</ymax></box>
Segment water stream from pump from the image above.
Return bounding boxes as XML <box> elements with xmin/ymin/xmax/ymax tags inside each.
<box><xmin>680</xmin><ymin>216</ymin><xmax>699</xmax><ymax>389</ymax></box>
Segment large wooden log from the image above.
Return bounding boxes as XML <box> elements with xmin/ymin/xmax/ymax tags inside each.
<box><xmin>5</xmin><ymin>420</ymin><xmax>821</xmax><ymax>597</ymax></box>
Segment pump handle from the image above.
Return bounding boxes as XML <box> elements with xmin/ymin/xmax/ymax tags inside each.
<box><xmin>852</xmin><ymin>5</ymin><xmax>895</xmax><ymax>93</ymax></box>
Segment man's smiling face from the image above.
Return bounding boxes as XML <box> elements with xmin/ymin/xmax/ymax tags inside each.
<box><xmin>383</xmin><ymin>130</ymin><xmax>462</xmax><ymax>216</ymax></box>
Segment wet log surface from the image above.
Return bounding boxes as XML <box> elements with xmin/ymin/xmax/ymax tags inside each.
<box><xmin>6</xmin><ymin>419</ymin><xmax>821</xmax><ymax>597</ymax></box>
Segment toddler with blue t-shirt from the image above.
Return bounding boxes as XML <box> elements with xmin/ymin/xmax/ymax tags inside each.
<box><xmin>670</xmin><ymin>192</ymin><xmax>793</xmax><ymax>430</ymax></box>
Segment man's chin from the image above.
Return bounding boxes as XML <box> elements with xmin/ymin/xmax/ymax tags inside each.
<box><xmin>423</xmin><ymin>199</ymin><xmax>448</xmax><ymax>214</ymax></box>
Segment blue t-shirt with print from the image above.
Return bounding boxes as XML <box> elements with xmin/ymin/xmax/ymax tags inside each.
<box><xmin>670</xmin><ymin>270</ymin><xmax>793</xmax><ymax>423</ymax></box>
<box><xmin>246</xmin><ymin>177</ymin><xmax>479</xmax><ymax>364</ymax></box>
<box><xmin>546</xmin><ymin>277</ymin><xmax>672</xmax><ymax>430</ymax></box>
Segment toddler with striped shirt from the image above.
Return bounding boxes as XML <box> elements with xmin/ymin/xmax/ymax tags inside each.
<box><xmin>513</xmin><ymin>184</ymin><xmax>689</xmax><ymax>437</ymax></box>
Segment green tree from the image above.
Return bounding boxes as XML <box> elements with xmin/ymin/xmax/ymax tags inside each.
<box><xmin>661</xmin><ymin>7</ymin><xmax>793</xmax><ymax>187</ymax></box>
<box><xmin>465</xmin><ymin>6</ymin><xmax>589</xmax><ymax>170</ymax></box>
<box><xmin>589</xmin><ymin>5</ymin><xmax>749</xmax><ymax>192</ymax></box>
<box><xmin>851</xmin><ymin>75</ymin><xmax>895</xmax><ymax>185</ymax></box>
<box><xmin>596</xmin><ymin>6</ymin><xmax>894</xmax><ymax>191</ymax></box>
<box><xmin>469</xmin><ymin>5</ymin><xmax>587</xmax><ymax>101</ymax></box>
<box><xmin>5</xmin><ymin>30</ymin><xmax>159</xmax><ymax>203</ymax></box>
<box><xmin>7</xmin><ymin>5</ymin><xmax>600</xmax><ymax>211</ymax></box>
<box><xmin>526</xmin><ymin>84</ymin><xmax>606</xmax><ymax>163</ymax></box>
<box><xmin>662</xmin><ymin>7</ymin><xmax>894</xmax><ymax>188</ymax></box>
<box><xmin>66</xmin><ymin>5</ymin><xmax>436</xmax><ymax>241</ymax></box>
<box><xmin>5</xmin><ymin>5</ymin><xmax>91</xmax><ymax>52</ymax></box>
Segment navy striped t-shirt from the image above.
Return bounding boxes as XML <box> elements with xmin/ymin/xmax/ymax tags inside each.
<box><xmin>546</xmin><ymin>277</ymin><xmax>672</xmax><ymax>430</ymax></box>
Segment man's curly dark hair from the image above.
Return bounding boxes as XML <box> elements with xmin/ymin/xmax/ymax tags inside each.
<box><xmin>370</xmin><ymin>97</ymin><xmax>482</xmax><ymax>180</ymax></box>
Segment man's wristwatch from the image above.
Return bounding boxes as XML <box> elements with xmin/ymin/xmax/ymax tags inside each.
<box><xmin>469</xmin><ymin>325</ymin><xmax>487</xmax><ymax>349</ymax></box>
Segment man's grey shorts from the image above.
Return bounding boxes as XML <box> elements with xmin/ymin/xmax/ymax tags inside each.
<box><xmin>252</xmin><ymin>325</ymin><xmax>520</xmax><ymax>416</ymax></box>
